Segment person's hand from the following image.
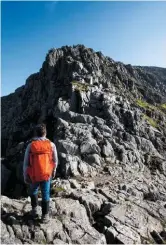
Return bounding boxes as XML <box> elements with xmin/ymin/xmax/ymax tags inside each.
<box><xmin>24</xmin><ymin>175</ymin><xmax>31</xmax><ymax>184</ymax></box>
<box><xmin>52</xmin><ymin>170</ymin><xmax>56</xmax><ymax>179</ymax></box>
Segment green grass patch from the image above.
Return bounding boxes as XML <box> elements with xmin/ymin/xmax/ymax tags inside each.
<box><xmin>156</xmin><ymin>103</ymin><xmax>166</xmax><ymax>114</ymax></box>
<box><xmin>143</xmin><ymin>114</ymin><xmax>158</xmax><ymax>128</ymax></box>
<box><xmin>56</xmin><ymin>214</ymin><xmax>65</xmax><ymax>223</ymax></box>
<box><xmin>72</xmin><ymin>80</ymin><xmax>92</xmax><ymax>92</ymax></box>
<box><xmin>136</xmin><ymin>99</ymin><xmax>150</xmax><ymax>108</ymax></box>
<box><xmin>160</xmin><ymin>103</ymin><xmax>166</xmax><ymax>109</ymax></box>
<box><xmin>51</xmin><ymin>186</ymin><xmax>66</xmax><ymax>197</ymax></box>
<box><xmin>54</xmin><ymin>186</ymin><xmax>66</xmax><ymax>192</ymax></box>
<box><xmin>41</xmin><ymin>239</ymin><xmax>47</xmax><ymax>244</ymax></box>
<box><xmin>136</xmin><ymin>99</ymin><xmax>166</xmax><ymax>116</ymax></box>
<box><xmin>161</xmin><ymin>220</ymin><xmax>166</xmax><ymax>229</ymax></box>
<box><xmin>136</xmin><ymin>99</ymin><xmax>157</xmax><ymax>110</ymax></box>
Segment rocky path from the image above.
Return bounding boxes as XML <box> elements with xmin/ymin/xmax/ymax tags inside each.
<box><xmin>1</xmin><ymin>165</ymin><xmax>166</xmax><ymax>244</ymax></box>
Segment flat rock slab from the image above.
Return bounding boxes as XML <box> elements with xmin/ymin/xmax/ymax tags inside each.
<box><xmin>1</xmin><ymin>196</ymin><xmax>106</xmax><ymax>244</ymax></box>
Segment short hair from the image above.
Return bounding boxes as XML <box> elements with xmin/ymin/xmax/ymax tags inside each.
<box><xmin>34</xmin><ymin>124</ymin><xmax>47</xmax><ymax>137</ymax></box>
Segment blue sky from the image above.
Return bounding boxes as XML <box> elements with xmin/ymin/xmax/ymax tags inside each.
<box><xmin>2</xmin><ymin>1</ymin><xmax>166</xmax><ymax>96</ymax></box>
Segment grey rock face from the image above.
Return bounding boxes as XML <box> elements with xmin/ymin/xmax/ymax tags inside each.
<box><xmin>1</xmin><ymin>195</ymin><xmax>106</xmax><ymax>244</ymax></box>
<box><xmin>1</xmin><ymin>45</ymin><xmax>166</xmax><ymax>243</ymax></box>
<box><xmin>102</xmin><ymin>139</ymin><xmax>115</xmax><ymax>158</ymax></box>
<box><xmin>83</xmin><ymin>153</ymin><xmax>101</xmax><ymax>166</ymax></box>
<box><xmin>58</xmin><ymin>140</ymin><xmax>79</xmax><ymax>155</ymax></box>
<box><xmin>80</xmin><ymin>138</ymin><xmax>101</xmax><ymax>155</ymax></box>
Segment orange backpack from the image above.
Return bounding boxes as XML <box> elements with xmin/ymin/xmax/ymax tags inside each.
<box><xmin>26</xmin><ymin>140</ymin><xmax>55</xmax><ymax>183</ymax></box>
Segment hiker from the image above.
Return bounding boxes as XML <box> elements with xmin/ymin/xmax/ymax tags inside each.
<box><xmin>23</xmin><ymin>123</ymin><xmax>58</xmax><ymax>223</ymax></box>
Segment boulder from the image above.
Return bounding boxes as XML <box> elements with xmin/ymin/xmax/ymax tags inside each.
<box><xmin>1</xmin><ymin>195</ymin><xmax>106</xmax><ymax>244</ymax></box>
<box><xmin>80</xmin><ymin>138</ymin><xmax>100</xmax><ymax>155</ymax></box>
<box><xmin>84</xmin><ymin>153</ymin><xmax>101</xmax><ymax>166</ymax></box>
<box><xmin>102</xmin><ymin>140</ymin><xmax>114</xmax><ymax>158</ymax></box>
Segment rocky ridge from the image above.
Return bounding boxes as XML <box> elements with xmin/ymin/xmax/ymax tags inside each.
<box><xmin>1</xmin><ymin>45</ymin><xmax>166</xmax><ymax>244</ymax></box>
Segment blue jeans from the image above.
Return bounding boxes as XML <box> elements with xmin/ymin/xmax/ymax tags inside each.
<box><xmin>30</xmin><ymin>178</ymin><xmax>51</xmax><ymax>201</ymax></box>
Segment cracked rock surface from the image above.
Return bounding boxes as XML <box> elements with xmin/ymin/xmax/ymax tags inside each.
<box><xmin>1</xmin><ymin>170</ymin><xmax>166</xmax><ymax>244</ymax></box>
<box><xmin>1</xmin><ymin>45</ymin><xmax>166</xmax><ymax>244</ymax></box>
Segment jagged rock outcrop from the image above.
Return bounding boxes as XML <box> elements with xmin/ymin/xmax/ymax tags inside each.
<box><xmin>1</xmin><ymin>44</ymin><xmax>166</xmax><ymax>244</ymax></box>
<box><xmin>1</xmin><ymin>174</ymin><xmax>166</xmax><ymax>244</ymax></box>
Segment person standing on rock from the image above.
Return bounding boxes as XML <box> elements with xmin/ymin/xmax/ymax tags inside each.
<box><xmin>23</xmin><ymin>123</ymin><xmax>58</xmax><ymax>223</ymax></box>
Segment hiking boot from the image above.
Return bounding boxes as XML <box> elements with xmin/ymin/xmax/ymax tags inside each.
<box><xmin>41</xmin><ymin>201</ymin><xmax>50</xmax><ymax>223</ymax></box>
<box><xmin>41</xmin><ymin>213</ymin><xmax>49</xmax><ymax>223</ymax></box>
<box><xmin>30</xmin><ymin>195</ymin><xmax>39</xmax><ymax>219</ymax></box>
<box><xmin>30</xmin><ymin>207</ymin><xmax>39</xmax><ymax>219</ymax></box>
